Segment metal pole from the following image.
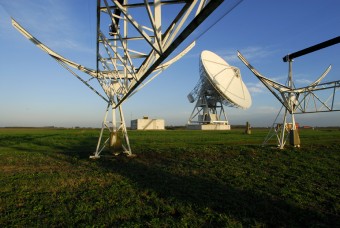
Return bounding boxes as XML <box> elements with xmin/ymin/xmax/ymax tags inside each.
<box><xmin>278</xmin><ymin>60</ymin><xmax>294</xmax><ymax>149</ymax></box>
<box><xmin>90</xmin><ymin>102</ymin><xmax>111</xmax><ymax>158</ymax></box>
<box><xmin>289</xmin><ymin>60</ymin><xmax>300</xmax><ymax>147</ymax></box>
<box><xmin>118</xmin><ymin>104</ymin><xmax>133</xmax><ymax>156</ymax></box>
<box><xmin>289</xmin><ymin>60</ymin><xmax>296</xmax><ymax>130</ymax></box>
<box><xmin>279</xmin><ymin>109</ymin><xmax>288</xmax><ymax>149</ymax></box>
<box><xmin>112</xmin><ymin>102</ymin><xmax>116</xmax><ymax>133</ymax></box>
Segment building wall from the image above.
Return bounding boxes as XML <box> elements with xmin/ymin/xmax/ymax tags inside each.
<box><xmin>131</xmin><ymin>119</ymin><xmax>165</xmax><ymax>130</ymax></box>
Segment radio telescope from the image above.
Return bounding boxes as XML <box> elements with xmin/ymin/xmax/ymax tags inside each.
<box><xmin>187</xmin><ymin>50</ymin><xmax>252</xmax><ymax>130</ymax></box>
<box><xmin>7</xmin><ymin>0</ymin><xmax>244</xmax><ymax>158</ymax></box>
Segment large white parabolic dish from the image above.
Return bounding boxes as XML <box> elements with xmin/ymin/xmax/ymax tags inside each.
<box><xmin>200</xmin><ymin>50</ymin><xmax>252</xmax><ymax>109</ymax></box>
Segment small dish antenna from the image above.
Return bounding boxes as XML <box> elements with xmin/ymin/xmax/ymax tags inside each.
<box><xmin>187</xmin><ymin>50</ymin><xmax>251</xmax><ymax>130</ymax></box>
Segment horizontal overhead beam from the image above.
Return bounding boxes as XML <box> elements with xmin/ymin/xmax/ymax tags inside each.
<box><xmin>100</xmin><ymin>0</ymin><xmax>186</xmax><ymax>11</ymax></box>
<box><xmin>283</xmin><ymin>36</ymin><xmax>340</xmax><ymax>62</ymax></box>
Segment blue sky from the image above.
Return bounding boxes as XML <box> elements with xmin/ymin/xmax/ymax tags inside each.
<box><xmin>0</xmin><ymin>0</ymin><xmax>339</xmax><ymax>128</ymax></box>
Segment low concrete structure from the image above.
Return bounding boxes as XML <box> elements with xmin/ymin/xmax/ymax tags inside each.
<box><xmin>131</xmin><ymin>116</ymin><xmax>165</xmax><ymax>130</ymax></box>
<box><xmin>187</xmin><ymin>123</ymin><xmax>231</xmax><ymax>130</ymax></box>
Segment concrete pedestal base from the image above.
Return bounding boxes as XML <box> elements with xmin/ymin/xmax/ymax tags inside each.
<box><xmin>187</xmin><ymin>124</ymin><xmax>231</xmax><ymax>130</ymax></box>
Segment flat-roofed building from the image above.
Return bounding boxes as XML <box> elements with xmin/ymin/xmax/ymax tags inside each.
<box><xmin>131</xmin><ymin>116</ymin><xmax>165</xmax><ymax>130</ymax></box>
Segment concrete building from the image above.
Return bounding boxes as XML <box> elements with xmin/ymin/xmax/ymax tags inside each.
<box><xmin>131</xmin><ymin>116</ymin><xmax>165</xmax><ymax>130</ymax></box>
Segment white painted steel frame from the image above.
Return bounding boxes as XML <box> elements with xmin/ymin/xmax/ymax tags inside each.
<box><xmin>95</xmin><ymin>0</ymin><xmax>241</xmax><ymax>156</ymax></box>
<box><xmin>12</xmin><ymin>0</ymin><xmax>242</xmax><ymax>157</ymax></box>
<box><xmin>238</xmin><ymin>51</ymin><xmax>340</xmax><ymax>149</ymax></box>
<box><xmin>97</xmin><ymin>0</ymin><xmax>202</xmax><ymax>105</ymax></box>
<box><xmin>187</xmin><ymin>98</ymin><xmax>229</xmax><ymax>125</ymax></box>
<box><xmin>95</xmin><ymin>0</ymin><xmax>209</xmax><ymax>157</ymax></box>
<box><xmin>187</xmin><ymin>59</ymin><xmax>229</xmax><ymax>125</ymax></box>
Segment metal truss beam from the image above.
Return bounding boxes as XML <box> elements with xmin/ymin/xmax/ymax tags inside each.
<box><xmin>283</xmin><ymin>36</ymin><xmax>340</xmax><ymax>62</ymax></box>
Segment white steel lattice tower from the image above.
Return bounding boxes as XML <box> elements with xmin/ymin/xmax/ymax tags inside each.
<box><xmin>238</xmin><ymin>36</ymin><xmax>340</xmax><ymax>148</ymax></box>
<box><xmin>9</xmin><ymin>0</ymin><xmax>244</xmax><ymax>157</ymax></box>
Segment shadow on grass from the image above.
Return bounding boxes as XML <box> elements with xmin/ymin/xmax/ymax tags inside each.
<box><xmin>39</xmin><ymin>136</ymin><xmax>340</xmax><ymax>226</ymax></box>
<box><xmin>3</xmin><ymin>131</ymin><xmax>338</xmax><ymax>226</ymax></box>
<box><xmin>94</xmin><ymin>151</ymin><xmax>338</xmax><ymax>227</ymax></box>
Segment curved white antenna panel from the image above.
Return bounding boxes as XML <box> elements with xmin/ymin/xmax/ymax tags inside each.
<box><xmin>200</xmin><ymin>50</ymin><xmax>252</xmax><ymax>109</ymax></box>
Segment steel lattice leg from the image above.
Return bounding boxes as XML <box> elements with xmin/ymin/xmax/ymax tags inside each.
<box><xmin>90</xmin><ymin>103</ymin><xmax>133</xmax><ymax>159</ymax></box>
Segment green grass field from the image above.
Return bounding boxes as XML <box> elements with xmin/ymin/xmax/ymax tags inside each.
<box><xmin>0</xmin><ymin>127</ymin><xmax>339</xmax><ymax>227</ymax></box>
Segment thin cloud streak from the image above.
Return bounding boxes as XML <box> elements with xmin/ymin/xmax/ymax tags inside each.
<box><xmin>223</xmin><ymin>46</ymin><xmax>278</xmax><ymax>64</ymax></box>
<box><xmin>182</xmin><ymin>46</ymin><xmax>277</xmax><ymax>63</ymax></box>
<box><xmin>0</xmin><ymin>0</ymin><xmax>94</xmax><ymax>54</ymax></box>
<box><xmin>247</xmin><ymin>82</ymin><xmax>266</xmax><ymax>94</ymax></box>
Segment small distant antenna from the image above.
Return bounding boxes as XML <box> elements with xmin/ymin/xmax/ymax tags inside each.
<box><xmin>187</xmin><ymin>50</ymin><xmax>252</xmax><ymax>130</ymax></box>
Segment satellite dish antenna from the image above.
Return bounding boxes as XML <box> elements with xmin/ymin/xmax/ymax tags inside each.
<box><xmin>187</xmin><ymin>50</ymin><xmax>251</xmax><ymax>130</ymax></box>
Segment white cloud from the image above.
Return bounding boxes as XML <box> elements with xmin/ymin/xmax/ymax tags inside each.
<box><xmin>254</xmin><ymin>106</ymin><xmax>279</xmax><ymax>113</ymax></box>
<box><xmin>238</xmin><ymin>47</ymin><xmax>273</xmax><ymax>59</ymax></box>
<box><xmin>295</xmin><ymin>78</ymin><xmax>313</xmax><ymax>85</ymax></box>
<box><xmin>224</xmin><ymin>46</ymin><xmax>277</xmax><ymax>63</ymax></box>
<box><xmin>0</xmin><ymin>1</ymin><xmax>94</xmax><ymax>54</ymax></box>
<box><xmin>247</xmin><ymin>81</ymin><xmax>266</xmax><ymax>94</ymax></box>
<box><xmin>181</xmin><ymin>46</ymin><xmax>278</xmax><ymax>64</ymax></box>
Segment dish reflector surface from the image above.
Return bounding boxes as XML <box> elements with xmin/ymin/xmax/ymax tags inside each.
<box><xmin>200</xmin><ymin>50</ymin><xmax>251</xmax><ymax>109</ymax></box>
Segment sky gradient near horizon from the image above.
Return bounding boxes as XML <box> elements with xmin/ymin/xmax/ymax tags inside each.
<box><xmin>0</xmin><ymin>0</ymin><xmax>339</xmax><ymax>128</ymax></box>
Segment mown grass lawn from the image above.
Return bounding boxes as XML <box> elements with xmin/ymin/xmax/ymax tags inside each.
<box><xmin>0</xmin><ymin>127</ymin><xmax>339</xmax><ymax>227</ymax></box>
